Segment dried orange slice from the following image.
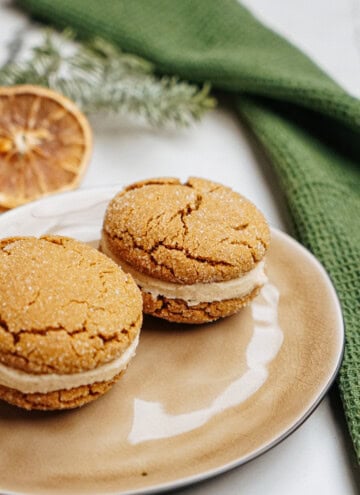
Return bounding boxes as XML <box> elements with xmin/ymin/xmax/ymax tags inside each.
<box><xmin>0</xmin><ymin>85</ymin><xmax>92</xmax><ymax>208</ymax></box>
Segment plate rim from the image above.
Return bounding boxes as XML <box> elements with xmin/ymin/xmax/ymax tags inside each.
<box><xmin>0</xmin><ymin>186</ymin><xmax>345</xmax><ymax>495</ymax></box>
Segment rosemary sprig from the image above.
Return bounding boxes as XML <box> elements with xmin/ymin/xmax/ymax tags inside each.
<box><xmin>0</xmin><ymin>30</ymin><xmax>216</xmax><ymax>127</ymax></box>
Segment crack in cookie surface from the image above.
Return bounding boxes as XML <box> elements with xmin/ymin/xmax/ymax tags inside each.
<box><xmin>0</xmin><ymin>236</ymin><xmax>142</xmax><ymax>374</ymax></box>
<box><xmin>103</xmin><ymin>177</ymin><xmax>270</xmax><ymax>284</ymax></box>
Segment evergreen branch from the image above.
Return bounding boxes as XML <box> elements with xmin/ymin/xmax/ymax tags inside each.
<box><xmin>0</xmin><ymin>30</ymin><xmax>216</xmax><ymax>127</ymax></box>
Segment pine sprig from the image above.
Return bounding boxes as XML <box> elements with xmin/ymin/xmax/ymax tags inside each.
<box><xmin>0</xmin><ymin>30</ymin><xmax>216</xmax><ymax>127</ymax></box>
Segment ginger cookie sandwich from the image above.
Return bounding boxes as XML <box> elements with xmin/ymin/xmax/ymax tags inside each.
<box><xmin>0</xmin><ymin>235</ymin><xmax>142</xmax><ymax>410</ymax></box>
<box><xmin>101</xmin><ymin>177</ymin><xmax>270</xmax><ymax>324</ymax></box>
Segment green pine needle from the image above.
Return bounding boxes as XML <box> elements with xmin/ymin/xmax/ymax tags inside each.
<box><xmin>0</xmin><ymin>30</ymin><xmax>216</xmax><ymax>127</ymax></box>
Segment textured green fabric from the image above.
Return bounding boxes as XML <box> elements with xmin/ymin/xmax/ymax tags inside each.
<box><xmin>17</xmin><ymin>0</ymin><xmax>360</xmax><ymax>461</ymax></box>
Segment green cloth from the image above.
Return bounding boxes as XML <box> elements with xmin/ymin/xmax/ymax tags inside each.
<box><xmin>17</xmin><ymin>0</ymin><xmax>360</xmax><ymax>461</ymax></box>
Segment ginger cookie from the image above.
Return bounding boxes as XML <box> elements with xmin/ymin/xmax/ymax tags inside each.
<box><xmin>101</xmin><ymin>177</ymin><xmax>270</xmax><ymax>324</ymax></box>
<box><xmin>0</xmin><ymin>235</ymin><xmax>142</xmax><ymax>410</ymax></box>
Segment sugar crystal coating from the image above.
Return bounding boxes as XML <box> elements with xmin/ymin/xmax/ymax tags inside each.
<box><xmin>0</xmin><ymin>236</ymin><xmax>142</xmax><ymax>374</ymax></box>
<box><xmin>103</xmin><ymin>177</ymin><xmax>270</xmax><ymax>284</ymax></box>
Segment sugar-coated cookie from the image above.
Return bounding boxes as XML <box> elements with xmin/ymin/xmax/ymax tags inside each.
<box><xmin>0</xmin><ymin>236</ymin><xmax>142</xmax><ymax>410</ymax></box>
<box><xmin>101</xmin><ymin>177</ymin><xmax>270</xmax><ymax>324</ymax></box>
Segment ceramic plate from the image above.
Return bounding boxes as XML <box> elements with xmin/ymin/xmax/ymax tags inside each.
<box><xmin>0</xmin><ymin>187</ymin><xmax>344</xmax><ymax>495</ymax></box>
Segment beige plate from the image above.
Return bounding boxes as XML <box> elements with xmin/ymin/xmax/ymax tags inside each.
<box><xmin>0</xmin><ymin>187</ymin><xmax>344</xmax><ymax>495</ymax></box>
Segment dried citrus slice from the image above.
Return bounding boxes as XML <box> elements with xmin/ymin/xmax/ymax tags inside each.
<box><xmin>0</xmin><ymin>85</ymin><xmax>92</xmax><ymax>209</ymax></box>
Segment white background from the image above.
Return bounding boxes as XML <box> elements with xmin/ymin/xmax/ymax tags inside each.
<box><xmin>0</xmin><ymin>0</ymin><xmax>359</xmax><ymax>493</ymax></box>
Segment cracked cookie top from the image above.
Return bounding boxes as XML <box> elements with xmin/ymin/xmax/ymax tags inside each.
<box><xmin>0</xmin><ymin>236</ymin><xmax>143</xmax><ymax>374</ymax></box>
<box><xmin>102</xmin><ymin>177</ymin><xmax>270</xmax><ymax>284</ymax></box>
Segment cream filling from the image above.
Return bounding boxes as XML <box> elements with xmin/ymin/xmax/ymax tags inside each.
<box><xmin>0</xmin><ymin>333</ymin><xmax>139</xmax><ymax>394</ymax></box>
<box><xmin>101</xmin><ymin>239</ymin><xmax>267</xmax><ymax>306</ymax></box>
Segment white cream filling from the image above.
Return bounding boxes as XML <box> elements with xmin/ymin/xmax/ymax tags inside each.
<box><xmin>0</xmin><ymin>333</ymin><xmax>139</xmax><ymax>394</ymax></box>
<box><xmin>101</xmin><ymin>239</ymin><xmax>267</xmax><ymax>306</ymax></box>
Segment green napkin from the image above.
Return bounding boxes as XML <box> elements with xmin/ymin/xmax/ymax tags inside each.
<box><xmin>16</xmin><ymin>0</ymin><xmax>360</xmax><ymax>461</ymax></box>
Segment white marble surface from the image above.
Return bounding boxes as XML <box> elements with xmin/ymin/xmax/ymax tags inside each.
<box><xmin>0</xmin><ymin>0</ymin><xmax>359</xmax><ymax>493</ymax></box>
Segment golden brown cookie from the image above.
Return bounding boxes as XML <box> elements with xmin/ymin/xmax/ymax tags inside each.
<box><xmin>101</xmin><ymin>177</ymin><xmax>270</xmax><ymax>324</ymax></box>
<box><xmin>0</xmin><ymin>235</ymin><xmax>143</xmax><ymax>410</ymax></box>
